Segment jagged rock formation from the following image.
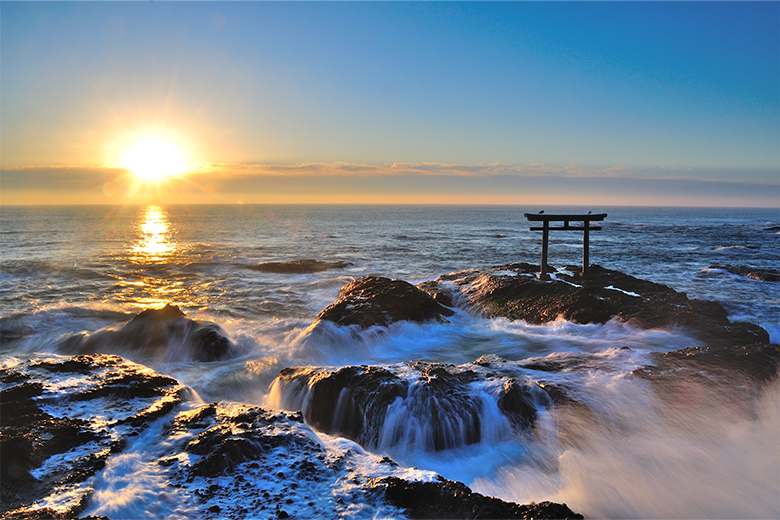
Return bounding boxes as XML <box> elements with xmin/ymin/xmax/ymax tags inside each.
<box><xmin>0</xmin><ymin>354</ymin><xmax>184</xmax><ymax>518</ymax></box>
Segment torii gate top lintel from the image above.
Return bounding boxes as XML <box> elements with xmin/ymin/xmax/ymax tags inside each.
<box><xmin>524</xmin><ymin>213</ymin><xmax>608</xmax><ymax>222</ymax></box>
<box><xmin>524</xmin><ymin>212</ymin><xmax>607</xmax><ymax>279</ymax></box>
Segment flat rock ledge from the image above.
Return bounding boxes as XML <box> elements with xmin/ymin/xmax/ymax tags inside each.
<box><xmin>317</xmin><ymin>276</ymin><xmax>455</xmax><ymax>328</ymax></box>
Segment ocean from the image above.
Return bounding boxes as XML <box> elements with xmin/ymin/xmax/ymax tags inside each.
<box><xmin>2</xmin><ymin>204</ymin><xmax>779</xmax><ymax>519</ymax></box>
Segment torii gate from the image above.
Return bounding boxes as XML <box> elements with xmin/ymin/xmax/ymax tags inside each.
<box><xmin>524</xmin><ymin>212</ymin><xmax>607</xmax><ymax>279</ymax></box>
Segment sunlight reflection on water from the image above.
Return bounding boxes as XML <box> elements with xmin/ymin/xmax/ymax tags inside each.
<box><xmin>132</xmin><ymin>205</ymin><xmax>176</xmax><ymax>260</ymax></box>
<box><xmin>122</xmin><ymin>205</ymin><xmax>191</xmax><ymax>309</ymax></box>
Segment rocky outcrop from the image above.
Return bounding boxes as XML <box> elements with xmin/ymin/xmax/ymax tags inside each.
<box><xmin>1</xmin><ymin>354</ymin><xmax>583</xmax><ymax>520</ymax></box>
<box><xmin>0</xmin><ymin>354</ymin><xmax>183</xmax><ymax>518</ymax></box>
<box><xmin>373</xmin><ymin>476</ymin><xmax>583</xmax><ymax>519</ymax></box>
<box><xmin>59</xmin><ymin>304</ymin><xmax>234</xmax><ymax>362</ymax></box>
<box><xmin>634</xmin><ymin>342</ymin><xmax>780</xmax><ymax>383</ymax></box>
<box><xmin>271</xmin><ymin>361</ymin><xmax>552</xmax><ymax>452</ymax></box>
<box><xmin>317</xmin><ymin>276</ymin><xmax>455</xmax><ymax>328</ymax></box>
<box><xmin>251</xmin><ymin>259</ymin><xmax>352</xmax><ymax>274</ymax></box>
<box><xmin>444</xmin><ymin>263</ymin><xmax>770</xmax><ymax>351</ymax></box>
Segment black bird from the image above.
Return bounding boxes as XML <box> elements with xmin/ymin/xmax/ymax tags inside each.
<box><xmin>539</xmin><ymin>210</ymin><xmax>544</xmax><ymax>214</ymax></box>
<box><xmin>587</xmin><ymin>210</ymin><xmax>592</xmax><ymax>214</ymax></box>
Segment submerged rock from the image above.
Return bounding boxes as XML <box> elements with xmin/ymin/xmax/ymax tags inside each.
<box><xmin>373</xmin><ymin>476</ymin><xmax>583</xmax><ymax>520</ymax></box>
<box><xmin>271</xmin><ymin>360</ymin><xmax>552</xmax><ymax>452</ymax></box>
<box><xmin>317</xmin><ymin>276</ymin><xmax>455</xmax><ymax>328</ymax></box>
<box><xmin>59</xmin><ymin>304</ymin><xmax>234</xmax><ymax>362</ymax></box>
<box><xmin>251</xmin><ymin>258</ymin><xmax>352</xmax><ymax>274</ymax></box>
<box><xmin>708</xmin><ymin>264</ymin><xmax>780</xmax><ymax>282</ymax></box>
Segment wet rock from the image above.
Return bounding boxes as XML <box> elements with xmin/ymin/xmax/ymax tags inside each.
<box><xmin>59</xmin><ymin>304</ymin><xmax>234</xmax><ymax>362</ymax></box>
<box><xmin>416</xmin><ymin>280</ymin><xmax>455</xmax><ymax>308</ymax></box>
<box><xmin>173</xmin><ymin>404</ymin><xmax>321</xmax><ymax>479</ymax></box>
<box><xmin>709</xmin><ymin>264</ymin><xmax>780</xmax><ymax>282</ymax></box>
<box><xmin>317</xmin><ymin>276</ymin><xmax>455</xmax><ymax>328</ymax></box>
<box><xmin>452</xmin><ymin>264</ymin><xmax>770</xmax><ymax>350</ymax></box>
<box><xmin>275</xmin><ymin>365</ymin><xmax>407</xmax><ymax>443</ymax></box>
<box><xmin>635</xmin><ymin>342</ymin><xmax>780</xmax><ymax>383</ymax></box>
<box><xmin>251</xmin><ymin>258</ymin><xmax>352</xmax><ymax>273</ymax></box>
<box><xmin>272</xmin><ymin>361</ymin><xmax>548</xmax><ymax>452</ymax></box>
<box><xmin>373</xmin><ymin>476</ymin><xmax>583</xmax><ymax>519</ymax></box>
<box><xmin>497</xmin><ymin>379</ymin><xmax>548</xmax><ymax>429</ymax></box>
<box><xmin>0</xmin><ymin>355</ymin><xmax>182</xmax><ymax>518</ymax></box>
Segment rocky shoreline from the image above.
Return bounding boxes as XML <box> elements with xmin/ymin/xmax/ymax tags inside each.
<box><xmin>3</xmin><ymin>264</ymin><xmax>777</xmax><ymax>519</ymax></box>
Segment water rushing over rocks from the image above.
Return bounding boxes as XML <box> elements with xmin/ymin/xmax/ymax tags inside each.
<box><xmin>2</xmin><ymin>205</ymin><xmax>778</xmax><ymax>519</ymax></box>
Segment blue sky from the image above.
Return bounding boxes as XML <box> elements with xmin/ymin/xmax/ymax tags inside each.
<box><xmin>1</xmin><ymin>1</ymin><xmax>778</xmax><ymax>205</ymax></box>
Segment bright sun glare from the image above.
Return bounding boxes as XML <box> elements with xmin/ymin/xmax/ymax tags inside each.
<box><xmin>124</xmin><ymin>139</ymin><xmax>187</xmax><ymax>181</ymax></box>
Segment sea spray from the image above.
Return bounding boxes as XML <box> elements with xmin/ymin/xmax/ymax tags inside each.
<box><xmin>471</xmin><ymin>372</ymin><xmax>780</xmax><ymax>519</ymax></box>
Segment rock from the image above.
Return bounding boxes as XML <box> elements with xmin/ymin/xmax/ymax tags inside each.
<box><xmin>416</xmin><ymin>280</ymin><xmax>456</xmax><ymax>308</ymax></box>
<box><xmin>450</xmin><ymin>264</ymin><xmax>770</xmax><ymax>350</ymax></box>
<box><xmin>372</xmin><ymin>476</ymin><xmax>583</xmax><ymax>519</ymax></box>
<box><xmin>317</xmin><ymin>276</ymin><xmax>455</xmax><ymax>328</ymax></box>
<box><xmin>635</xmin><ymin>342</ymin><xmax>780</xmax><ymax>383</ymax></box>
<box><xmin>708</xmin><ymin>264</ymin><xmax>780</xmax><ymax>282</ymax></box>
<box><xmin>59</xmin><ymin>304</ymin><xmax>234</xmax><ymax>362</ymax></box>
<box><xmin>251</xmin><ymin>259</ymin><xmax>352</xmax><ymax>274</ymax></box>
<box><xmin>272</xmin><ymin>361</ymin><xmax>549</xmax><ymax>452</ymax></box>
<box><xmin>0</xmin><ymin>355</ymin><xmax>183</xmax><ymax>518</ymax></box>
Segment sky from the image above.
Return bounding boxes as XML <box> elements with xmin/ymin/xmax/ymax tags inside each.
<box><xmin>1</xmin><ymin>1</ymin><xmax>778</xmax><ymax>207</ymax></box>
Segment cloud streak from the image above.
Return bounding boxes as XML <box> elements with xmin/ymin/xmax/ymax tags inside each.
<box><xmin>178</xmin><ymin>162</ymin><xmax>776</xmax><ymax>183</ymax></box>
<box><xmin>2</xmin><ymin>162</ymin><xmax>777</xmax><ymax>207</ymax></box>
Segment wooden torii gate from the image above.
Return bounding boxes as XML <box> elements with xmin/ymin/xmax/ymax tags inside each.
<box><xmin>524</xmin><ymin>212</ymin><xmax>607</xmax><ymax>279</ymax></box>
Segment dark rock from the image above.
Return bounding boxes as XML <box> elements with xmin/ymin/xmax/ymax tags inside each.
<box><xmin>273</xmin><ymin>361</ymin><xmax>548</xmax><ymax>452</ymax></box>
<box><xmin>497</xmin><ymin>379</ymin><xmax>550</xmax><ymax>429</ymax></box>
<box><xmin>709</xmin><ymin>264</ymin><xmax>780</xmax><ymax>282</ymax></box>
<box><xmin>416</xmin><ymin>280</ymin><xmax>455</xmax><ymax>308</ymax></box>
<box><xmin>373</xmin><ymin>476</ymin><xmax>583</xmax><ymax>519</ymax></box>
<box><xmin>250</xmin><ymin>258</ymin><xmax>352</xmax><ymax>274</ymax></box>
<box><xmin>276</xmin><ymin>365</ymin><xmax>407</xmax><ymax>443</ymax></box>
<box><xmin>317</xmin><ymin>276</ymin><xmax>454</xmax><ymax>328</ymax></box>
<box><xmin>0</xmin><ymin>355</ymin><xmax>183</xmax><ymax>517</ymax></box>
<box><xmin>251</xmin><ymin>259</ymin><xmax>352</xmax><ymax>273</ymax></box>
<box><xmin>636</xmin><ymin>342</ymin><xmax>780</xmax><ymax>383</ymax></box>
<box><xmin>177</xmin><ymin>405</ymin><xmax>321</xmax><ymax>478</ymax></box>
<box><xmin>453</xmin><ymin>264</ymin><xmax>770</xmax><ymax>351</ymax></box>
<box><xmin>59</xmin><ymin>304</ymin><xmax>234</xmax><ymax>362</ymax></box>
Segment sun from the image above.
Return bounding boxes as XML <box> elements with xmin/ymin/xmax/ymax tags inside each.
<box><xmin>123</xmin><ymin>139</ymin><xmax>187</xmax><ymax>181</ymax></box>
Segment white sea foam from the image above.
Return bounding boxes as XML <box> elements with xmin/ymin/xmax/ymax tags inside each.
<box><xmin>471</xmin><ymin>375</ymin><xmax>780</xmax><ymax>519</ymax></box>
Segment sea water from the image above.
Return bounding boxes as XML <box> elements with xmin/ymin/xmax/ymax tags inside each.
<box><xmin>1</xmin><ymin>204</ymin><xmax>779</xmax><ymax>518</ymax></box>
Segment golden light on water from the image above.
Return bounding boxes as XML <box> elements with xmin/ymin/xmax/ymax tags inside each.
<box><xmin>132</xmin><ymin>205</ymin><xmax>176</xmax><ymax>259</ymax></box>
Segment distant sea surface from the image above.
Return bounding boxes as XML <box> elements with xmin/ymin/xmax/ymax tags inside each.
<box><xmin>2</xmin><ymin>204</ymin><xmax>779</xmax><ymax>518</ymax></box>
